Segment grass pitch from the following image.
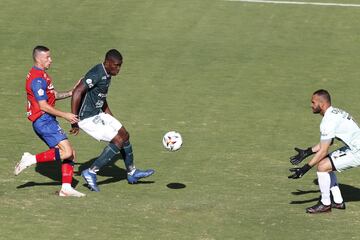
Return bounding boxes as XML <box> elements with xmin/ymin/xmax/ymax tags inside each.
<box><xmin>1</xmin><ymin>0</ymin><xmax>360</xmax><ymax>239</ymax></box>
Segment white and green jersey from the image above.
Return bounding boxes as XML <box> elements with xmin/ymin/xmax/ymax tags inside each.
<box><xmin>79</xmin><ymin>63</ymin><xmax>111</xmax><ymax>120</ymax></box>
<box><xmin>320</xmin><ymin>106</ymin><xmax>360</xmax><ymax>151</ymax></box>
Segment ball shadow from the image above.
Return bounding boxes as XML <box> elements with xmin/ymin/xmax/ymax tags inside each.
<box><xmin>167</xmin><ymin>182</ymin><xmax>186</xmax><ymax>189</ymax></box>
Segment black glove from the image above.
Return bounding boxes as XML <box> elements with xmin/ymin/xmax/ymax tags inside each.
<box><xmin>290</xmin><ymin>147</ymin><xmax>314</xmax><ymax>165</ymax></box>
<box><xmin>288</xmin><ymin>164</ymin><xmax>312</xmax><ymax>179</ymax></box>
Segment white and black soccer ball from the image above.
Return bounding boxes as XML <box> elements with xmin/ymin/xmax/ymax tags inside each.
<box><xmin>162</xmin><ymin>131</ymin><xmax>183</xmax><ymax>151</ymax></box>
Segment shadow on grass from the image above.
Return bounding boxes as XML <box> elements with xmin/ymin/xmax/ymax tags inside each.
<box><xmin>77</xmin><ymin>155</ymin><xmax>155</xmax><ymax>186</ymax></box>
<box><xmin>167</xmin><ymin>182</ymin><xmax>186</xmax><ymax>189</ymax></box>
<box><xmin>290</xmin><ymin>178</ymin><xmax>360</xmax><ymax>204</ymax></box>
<box><xmin>16</xmin><ymin>161</ymin><xmax>79</xmax><ymax>189</ymax></box>
<box><xmin>16</xmin><ymin>153</ymin><xmax>155</xmax><ymax>189</ymax></box>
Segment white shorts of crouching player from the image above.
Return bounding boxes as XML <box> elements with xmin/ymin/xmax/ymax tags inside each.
<box><xmin>78</xmin><ymin>113</ymin><xmax>122</xmax><ymax>142</ymax></box>
<box><xmin>329</xmin><ymin>146</ymin><xmax>360</xmax><ymax>172</ymax></box>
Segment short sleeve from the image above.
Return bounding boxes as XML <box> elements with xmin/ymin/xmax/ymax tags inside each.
<box><xmin>31</xmin><ymin>78</ymin><xmax>48</xmax><ymax>101</ymax></box>
<box><xmin>82</xmin><ymin>73</ymin><xmax>100</xmax><ymax>89</ymax></box>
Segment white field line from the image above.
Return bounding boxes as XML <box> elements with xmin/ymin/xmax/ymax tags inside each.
<box><xmin>226</xmin><ymin>0</ymin><xmax>360</xmax><ymax>8</ymax></box>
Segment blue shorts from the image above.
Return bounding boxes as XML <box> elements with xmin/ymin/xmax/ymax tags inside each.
<box><xmin>32</xmin><ymin>113</ymin><xmax>68</xmax><ymax>148</ymax></box>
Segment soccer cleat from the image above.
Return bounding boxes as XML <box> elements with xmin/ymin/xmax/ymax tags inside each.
<box><xmin>331</xmin><ymin>202</ymin><xmax>346</xmax><ymax>210</ymax></box>
<box><xmin>306</xmin><ymin>202</ymin><xmax>331</xmax><ymax>214</ymax></box>
<box><xmin>59</xmin><ymin>187</ymin><xmax>86</xmax><ymax>197</ymax></box>
<box><xmin>14</xmin><ymin>152</ymin><xmax>35</xmax><ymax>176</ymax></box>
<box><xmin>81</xmin><ymin>169</ymin><xmax>100</xmax><ymax>192</ymax></box>
<box><xmin>127</xmin><ymin>169</ymin><xmax>155</xmax><ymax>184</ymax></box>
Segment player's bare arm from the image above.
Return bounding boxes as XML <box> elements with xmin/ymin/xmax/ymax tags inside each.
<box><xmin>71</xmin><ymin>81</ymin><xmax>87</xmax><ymax>115</ymax></box>
<box><xmin>38</xmin><ymin>100</ymin><xmax>78</xmax><ymax>124</ymax></box>
<box><xmin>308</xmin><ymin>140</ymin><xmax>331</xmax><ymax>167</ymax></box>
<box><xmin>54</xmin><ymin>78</ymin><xmax>83</xmax><ymax>100</ymax></box>
<box><xmin>69</xmin><ymin>81</ymin><xmax>87</xmax><ymax>135</ymax></box>
<box><xmin>288</xmin><ymin>140</ymin><xmax>331</xmax><ymax>179</ymax></box>
<box><xmin>102</xmin><ymin>100</ymin><xmax>113</xmax><ymax>116</ymax></box>
<box><xmin>54</xmin><ymin>90</ymin><xmax>72</xmax><ymax>100</ymax></box>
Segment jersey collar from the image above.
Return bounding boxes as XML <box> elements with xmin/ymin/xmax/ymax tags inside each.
<box><xmin>324</xmin><ymin>106</ymin><xmax>333</xmax><ymax>117</ymax></box>
<box><xmin>101</xmin><ymin>63</ymin><xmax>110</xmax><ymax>78</ymax></box>
<box><xmin>33</xmin><ymin>66</ymin><xmax>44</xmax><ymax>71</ymax></box>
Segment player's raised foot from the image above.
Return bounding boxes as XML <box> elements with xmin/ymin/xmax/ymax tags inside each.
<box><xmin>14</xmin><ymin>152</ymin><xmax>36</xmax><ymax>176</ymax></box>
<box><xmin>127</xmin><ymin>169</ymin><xmax>155</xmax><ymax>184</ymax></box>
<box><xmin>59</xmin><ymin>186</ymin><xmax>86</xmax><ymax>197</ymax></box>
<box><xmin>331</xmin><ymin>201</ymin><xmax>346</xmax><ymax>210</ymax></box>
<box><xmin>306</xmin><ymin>202</ymin><xmax>331</xmax><ymax>214</ymax></box>
<box><xmin>81</xmin><ymin>169</ymin><xmax>100</xmax><ymax>192</ymax></box>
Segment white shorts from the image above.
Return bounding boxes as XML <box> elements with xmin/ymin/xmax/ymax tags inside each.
<box><xmin>78</xmin><ymin>113</ymin><xmax>122</xmax><ymax>142</ymax></box>
<box><xmin>329</xmin><ymin>146</ymin><xmax>360</xmax><ymax>172</ymax></box>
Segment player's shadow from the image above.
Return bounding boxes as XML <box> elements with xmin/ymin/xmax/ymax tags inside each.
<box><xmin>76</xmin><ymin>154</ymin><xmax>155</xmax><ymax>188</ymax></box>
<box><xmin>16</xmin><ymin>153</ymin><xmax>155</xmax><ymax>189</ymax></box>
<box><xmin>16</xmin><ymin>161</ymin><xmax>79</xmax><ymax>189</ymax></box>
<box><xmin>290</xmin><ymin>179</ymin><xmax>360</xmax><ymax>204</ymax></box>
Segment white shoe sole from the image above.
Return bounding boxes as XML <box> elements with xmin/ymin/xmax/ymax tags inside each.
<box><xmin>14</xmin><ymin>152</ymin><xmax>34</xmax><ymax>176</ymax></box>
<box><xmin>59</xmin><ymin>190</ymin><xmax>86</xmax><ymax>197</ymax></box>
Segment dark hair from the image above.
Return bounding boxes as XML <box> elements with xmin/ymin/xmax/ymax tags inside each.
<box><xmin>105</xmin><ymin>49</ymin><xmax>122</xmax><ymax>61</ymax></box>
<box><xmin>313</xmin><ymin>89</ymin><xmax>331</xmax><ymax>104</ymax></box>
<box><xmin>33</xmin><ymin>45</ymin><xmax>49</xmax><ymax>61</ymax></box>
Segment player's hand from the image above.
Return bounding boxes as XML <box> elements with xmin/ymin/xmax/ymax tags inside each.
<box><xmin>69</xmin><ymin>123</ymin><xmax>80</xmax><ymax>136</ymax></box>
<box><xmin>288</xmin><ymin>164</ymin><xmax>311</xmax><ymax>179</ymax></box>
<box><xmin>290</xmin><ymin>147</ymin><xmax>314</xmax><ymax>165</ymax></box>
<box><xmin>64</xmin><ymin>112</ymin><xmax>79</xmax><ymax>124</ymax></box>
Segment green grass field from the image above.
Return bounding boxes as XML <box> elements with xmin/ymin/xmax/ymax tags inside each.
<box><xmin>2</xmin><ymin>0</ymin><xmax>360</xmax><ymax>239</ymax></box>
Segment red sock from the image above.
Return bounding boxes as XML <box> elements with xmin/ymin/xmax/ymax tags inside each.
<box><xmin>62</xmin><ymin>162</ymin><xmax>74</xmax><ymax>184</ymax></box>
<box><xmin>35</xmin><ymin>148</ymin><xmax>60</xmax><ymax>163</ymax></box>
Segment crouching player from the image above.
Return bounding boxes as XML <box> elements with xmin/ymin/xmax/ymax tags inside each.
<box><xmin>288</xmin><ymin>89</ymin><xmax>360</xmax><ymax>213</ymax></box>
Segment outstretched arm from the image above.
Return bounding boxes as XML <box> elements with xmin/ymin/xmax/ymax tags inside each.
<box><xmin>54</xmin><ymin>90</ymin><xmax>72</xmax><ymax>100</ymax></box>
<box><xmin>54</xmin><ymin>78</ymin><xmax>83</xmax><ymax>100</ymax></box>
<box><xmin>38</xmin><ymin>100</ymin><xmax>78</xmax><ymax>124</ymax></box>
<box><xmin>308</xmin><ymin>140</ymin><xmax>331</xmax><ymax>167</ymax></box>
<box><xmin>288</xmin><ymin>140</ymin><xmax>331</xmax><ymax>179</ymax></box>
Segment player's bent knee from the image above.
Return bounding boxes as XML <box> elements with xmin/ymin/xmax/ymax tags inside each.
<box><xmin>57</xmin><ymin>140</ymin><xmax>75</xmax><ymax>160</ymax></box>
<box><xmin>317</xmin><ymin>158</ymin><xmax>332</xmax><ymax>172</ymax></box>
<box><xmin>118</xmin><ymin>127</ymin><xmax>129</xmax><ymax>140</ymax></box>
<box><xmin>59</xmin><ymin>146</ymin><xmax>74</xmax><ymax>160</ymax></box>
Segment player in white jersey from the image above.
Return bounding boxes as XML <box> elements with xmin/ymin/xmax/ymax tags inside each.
<box><xmin>288</xmin><ymin>89</ymin><xmax>360</xmax><ymax>213</ymax></box>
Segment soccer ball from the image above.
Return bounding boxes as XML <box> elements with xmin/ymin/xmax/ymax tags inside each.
<box><xmin>162</xmin><ymin>131</ymin><xmax>183</xmax><ymax>151</ymax></box>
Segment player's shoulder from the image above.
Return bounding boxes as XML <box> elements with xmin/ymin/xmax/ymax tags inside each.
<box><xmin>28</xmin><ymin>66</ymin><xmax>44</xmax><ymax>78</ymax></box>
<box><xmin>322</xmin><ymin>106</ymin><xmax>344</xmax><ymax>125</ymax></box>
<box><xmin>84</xmin><ymin>64</ymin><xmax>104</xmax><ymax>81</ymax></box>
<box><xmin>83</xmin><ymin>64</ymin><xmax>105</xmax><ymax>88</ymax></box>
<box><xmin>327</xmin><ymin>106</ymin><xmax>349</xmax><ymax>118</ymax></box>
<box><xmin>87</xmin><ymin>64</ymin><xmax>104</xmax><ymax>76</ymax></box>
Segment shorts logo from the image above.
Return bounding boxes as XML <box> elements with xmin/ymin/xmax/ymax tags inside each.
<box><xmin>86</xmin><ymin>78</ymin><xmax>94</xmax><ymax>88</ymax></box>
<box><xmin>38</xmin><ymin>89</ymin><xmax>44</xmax><ymax>96</ymax></box>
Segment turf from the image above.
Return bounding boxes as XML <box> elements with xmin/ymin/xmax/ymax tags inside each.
<box><xmin>1</xmin><ymin>0</ymin><xmax>360</xmax><ymax>239</ymax></box>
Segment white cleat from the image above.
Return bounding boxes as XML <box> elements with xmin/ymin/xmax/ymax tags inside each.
<box><xmin>14</xmin><ymin>152</ymin><xmax>36</xmax><ymax>176</ymax></box>
<box><xmin>59</xmin><ymin>187</ymin><xmax>86</xmax><ymax>197</ymax></box>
